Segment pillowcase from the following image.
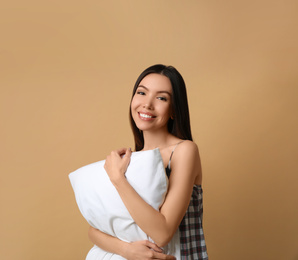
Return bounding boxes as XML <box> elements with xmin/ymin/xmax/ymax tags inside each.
<box><xmin>69</xmin><ymin>148</ymin><xmax>169</xmax><ymax>259</ymax></box>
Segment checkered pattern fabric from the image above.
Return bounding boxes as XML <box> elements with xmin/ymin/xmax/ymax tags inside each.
<box><xmin>179</xmin><ymin>185</ymin><xmax>208</xmax><ymax>259</ymax></box>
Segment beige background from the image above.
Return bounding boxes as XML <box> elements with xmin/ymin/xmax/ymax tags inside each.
<box><xmin>1</xmin><ymin>1</ymin><xmax>297</xmax><ymax>260</ymax></box>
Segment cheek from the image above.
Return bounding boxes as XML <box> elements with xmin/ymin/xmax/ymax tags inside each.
<box><xmin>161</xmin><ymin>104</ymin><xmax>171</xmax><ymax>117</ymax></box>
<box><xmin>130</xmin><ymin>98</ymin><xmax>140</xmax><ymax>120</ymax></box>
<box><xmin>130</xmin><ymin>97</ymin><xmax>138</xmax><ymax>112</ymax></box>
<box><xmin>130</xmin><ymin>102</ymin><xmax>141</xmax><ymax>127</ymax></box>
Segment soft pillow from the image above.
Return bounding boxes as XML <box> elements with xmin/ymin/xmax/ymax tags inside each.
<box><xmin>69</xmin><ymin>148</ymin><xmax>169</xmax><ymax>259</ymax></box>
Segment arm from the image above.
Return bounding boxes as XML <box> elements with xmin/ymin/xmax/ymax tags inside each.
<box><xmin>88</xmin><ymin>226</ymin><xmax>176</xmax><ymax>260</ymax></box>
<box><xmin>88</xmin><ymin>226</ymin><xmax>127</xmax><ymax>256</ymax></box>
<box><xmin>105</xmin><ymin>141</ymin><xmax>200</xmax><ymax>247</ymax></box>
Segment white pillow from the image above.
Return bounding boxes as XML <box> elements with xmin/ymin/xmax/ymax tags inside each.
<box><xmin>69</xmin><ymin>148</ymin><xmax>169</xmax><ymax>259</ymax></box>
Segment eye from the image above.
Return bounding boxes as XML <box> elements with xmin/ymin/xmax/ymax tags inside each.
<box><xmin>136</xmin><ymin>91</ymin><xmax>145</xmax><ymax>95</ymax></box>
<box><xmin>157</xmin><ymin>96</ymin><xmax>167</xmax><ymax>101</ymax></box>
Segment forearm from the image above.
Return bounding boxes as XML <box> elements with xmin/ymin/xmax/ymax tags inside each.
<box><xmin>88</xmin><ymin>226</ymin><xmax>174</xmax><ymax>260</ymax></box>
<box><xmin>88</xmin><ymin>226</ymin><xmax>128</xmax><ymax>257</ymax></box>
<box><xmin>114</xmin><ymin>178</ymin><xmax>173</xmax><ymax>247</ymax></box>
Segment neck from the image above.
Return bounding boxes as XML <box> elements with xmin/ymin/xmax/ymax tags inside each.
<box><xmin>142</xmin><ymin>128</ymin><xmax>173</xmax><ymax>150</ymax></box>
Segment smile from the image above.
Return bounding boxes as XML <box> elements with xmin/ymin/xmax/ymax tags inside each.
<box><xmin>140</xmin><ymin>113</ymin><xmax>153</xmax><ymax>118</ymax></box>
<box><xmin>138</xmin><ymin>112</ymin><xmax>156</xmax><ymax>120</ymax></box>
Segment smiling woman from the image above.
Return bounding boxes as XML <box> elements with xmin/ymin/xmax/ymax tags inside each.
<box><xmin>129</xmin><ymin>65</ymin><xmax>193</xmax><ymax>152</ymax></box>
<box><xmin>70</xmin><ymin>64</ymin><xmax>208</xmax><ymax>260</ymax></box>
<box><xmin>131</xmin><ymin>74</ymin><xmax>173</xmax><ymax>133</ymax></box>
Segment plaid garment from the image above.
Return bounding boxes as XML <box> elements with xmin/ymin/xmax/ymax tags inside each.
<box><xmin>179</xmin><ymin>185</ymin><xmax>208</xmax><ymax>259</ymax></box>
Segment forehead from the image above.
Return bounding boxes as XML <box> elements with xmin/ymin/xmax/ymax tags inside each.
<box><xmin>138</xmin><ymin>73</ymin><xmax>172</xmax><ymax>94</ymax></box>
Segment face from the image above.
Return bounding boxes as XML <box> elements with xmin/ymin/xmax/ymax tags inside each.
<box><xmin>131</xmin><ymin>73</ymin><xmax>173</xmax><ymax>133</ymax></box>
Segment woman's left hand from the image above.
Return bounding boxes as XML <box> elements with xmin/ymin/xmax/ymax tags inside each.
<box><xmin>104</xmin><ymin>148</ymin><xmax>132</xmax><ymax>185</ymax></box>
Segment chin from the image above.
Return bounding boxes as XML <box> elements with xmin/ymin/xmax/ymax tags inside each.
<box><xmin>135</xmin><ymin>124</ymin><xmax>151</xmax><ymax>132</ymax></box>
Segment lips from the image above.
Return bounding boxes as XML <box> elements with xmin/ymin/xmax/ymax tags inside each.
<box><xmin>138</xmin><ymin>112</ymin><xmax>156</xmax><ymax>120</ymax></box>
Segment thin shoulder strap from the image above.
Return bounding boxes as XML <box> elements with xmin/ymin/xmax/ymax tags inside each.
<box><xmin>167</xmin><ymin>141</ymin><xmax>184</xmax><ymax>171</ymax></box>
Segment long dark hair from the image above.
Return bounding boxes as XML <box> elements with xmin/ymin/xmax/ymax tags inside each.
<box><xmin>129</xmin><ymin>64</ymin><xmax>193</xmax><ymax>151</ymax></box>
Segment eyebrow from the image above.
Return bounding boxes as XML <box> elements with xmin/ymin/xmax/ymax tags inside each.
<box><xmin>137</xmin><ymin>85</ymin><xmax>172</xmax><ymax>96</ymax></box>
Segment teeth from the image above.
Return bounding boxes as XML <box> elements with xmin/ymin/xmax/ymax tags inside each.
<box><xmin>140</xmin><ymin>113</ymin><xmax>153</xmax><ymax>118</ymax></box>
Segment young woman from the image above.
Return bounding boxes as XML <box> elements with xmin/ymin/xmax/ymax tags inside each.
<box><xmin>88</xmin><ymin>65</ymin><xmax>208</xmax><ymax>259</ymax></box>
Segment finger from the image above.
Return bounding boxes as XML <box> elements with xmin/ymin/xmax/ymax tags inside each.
<box><xmin>153</xmin><ymin>252</ymin><xmax>176</xmax><ymax>259</ymax></box>
<box><xmin>122</xmin><ymin>148</ymin><xmax>132</xmax><ymax>164</ymax></box>
<box><xmin>124</xmin><ymin>147</ymin><xmax>132</xmax><ymax>158</ymax></box>
<box><xmin>144</xmin><ymin>241</ymin><xmax>163</xmax><ymax>253</ymax></box>
<box><xmin>115</xmin><ymin>148</ymin><xmax>127</xmax><ymax>156</ymax></box>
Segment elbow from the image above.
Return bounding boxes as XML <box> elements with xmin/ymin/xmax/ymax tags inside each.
<box><xmin>154</xmin><ymin>232</ymin><xmax>175</xmax><ymax>248</ymax></box>
<box><xmin>156</xmin><ymin>240</ymin><xmax>170</xmax><ymax>248</ymax></box>
<box><xmin>155</xmin><ymin>238</ymin><xmax>172</xmax><ymax>248</ymax></box>
<box><xmin>88</xmin><ymin>226</ymin><xmax>96</xmax><ymax>242</ymax></box>
<box><xmin>88</xmin><ymin>226</ymin><xmax>92</xmax><ymax>241</ymax></box>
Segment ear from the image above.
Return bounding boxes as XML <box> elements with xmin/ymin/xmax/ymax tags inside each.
<box><xmin>170</xmin><ymin>112</ymin><xmax>175</xmax><ymax>120</ymax></box>
<box><xmin>170</xmin><ymin>107</ymin><xmax>175</xmax><ymax>120</ymax></box>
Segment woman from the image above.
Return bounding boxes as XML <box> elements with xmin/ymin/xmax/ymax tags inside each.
<box><xmin>88</xmin><ymin>64</ymin><xmax>208</xmax><ymax>259</ymax></box>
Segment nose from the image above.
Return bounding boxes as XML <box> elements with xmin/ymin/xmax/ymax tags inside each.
<box><xmin>143</xmin><ymin>96</ymin><xmax>154</xmax><ymax>110</ymax></box>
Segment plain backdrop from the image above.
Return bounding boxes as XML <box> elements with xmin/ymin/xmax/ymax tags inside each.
<box><xmin>1</xmin><ymin>1</ymin><xmax>297</xmax><ymax>260</ymax></box>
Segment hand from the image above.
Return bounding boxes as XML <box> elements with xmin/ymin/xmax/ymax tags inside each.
<box><xmin>104</xmin><ymin>148</ymin><xmax>132</xmax><ymax>185</ymax></box>
<box><xmin>123</xmin><ymin>240</ymin><xmax>176</xmax><ymax>260</ymax></box>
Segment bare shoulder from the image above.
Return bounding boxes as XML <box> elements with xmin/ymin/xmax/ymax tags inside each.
<box><xmin>171</xmin><ymin>140</ymin><xmax>200</xmax><ymax>168</ymax></box>
<box><xmin>175</xmin><ymin>140</ymin><xmax>199</xmax><ymax>157</ymax></box>
<box><xmin>170</xmin><ymin>140</ymin><xmax>201</xmax><ymax>184</ymax></box>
